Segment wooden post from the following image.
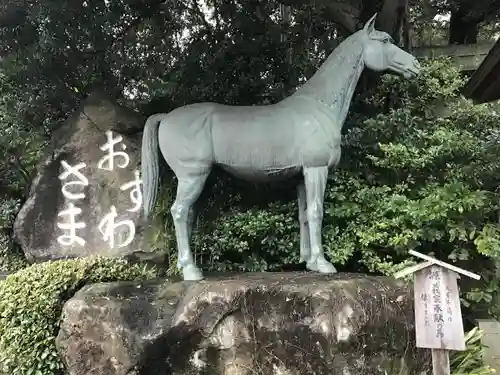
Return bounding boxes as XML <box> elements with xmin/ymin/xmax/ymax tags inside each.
<box><xmin>432</xmin><ymin>349</ymin><xmax>450</xmax><ymax>375</ymax></box>
<box><xmin>394</xmin><ymin>251</ymin><xmax>481</xmax><ymax>375</ymax></box>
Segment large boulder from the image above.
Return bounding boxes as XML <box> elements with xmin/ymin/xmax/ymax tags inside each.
<box><xmin>13</xmin><ymin>91</ymin><xmax>150</xmax><ymax>262</ymax></box>
<box><xmin>56</xmin><ymin>272</ymin><xmax>430</xmax><ymax>375</ymax></box>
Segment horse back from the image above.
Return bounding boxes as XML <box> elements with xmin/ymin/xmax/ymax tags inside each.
<box><xmin>158</xmin><ymin>100</ymin><xmax>342</xmax><ymax>178</ymax></box>
<box><xmin>209</xmin><ymin>102</ymin><xmax>302</xmax><ymax>172</ymax></box>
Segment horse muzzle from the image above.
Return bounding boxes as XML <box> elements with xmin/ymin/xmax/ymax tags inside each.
<box><xmin>403</xmin><ymin>59</ymin><xmax>421</xmax><ymax>79</ymax></box>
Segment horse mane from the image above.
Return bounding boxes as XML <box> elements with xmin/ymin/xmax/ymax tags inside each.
<box><xmin>294</xmin><ymin>29</ymin><xmax>366</xmax><ymax>99</ymax></box>
<box><xmin>288</xmin><ymin>29</ymin><xmax>366</xmax><ymax>127</ymax></box>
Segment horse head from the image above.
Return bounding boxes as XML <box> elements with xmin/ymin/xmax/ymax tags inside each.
<box><xmin>361</xmin><ymin>13</ymin><xmax>420</xmax><ymax>79</ymax></box>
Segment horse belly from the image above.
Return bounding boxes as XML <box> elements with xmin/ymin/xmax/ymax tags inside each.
<box><xmin>211</xmin><ymin>110</ymin><xmax>301</xmax><ymax>180</ymax></box>
<box><xmin>219</xmin><ymin>163</ymin><xmax>302</xmax><ymax>182</ymax></box>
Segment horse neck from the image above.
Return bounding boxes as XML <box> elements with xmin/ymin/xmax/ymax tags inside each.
<box><xmin>292</xmin><ymin>33</ymin><xmax>365</xmax><ymax>125</ymax></box>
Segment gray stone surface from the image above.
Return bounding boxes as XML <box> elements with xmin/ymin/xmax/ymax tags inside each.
<box><xmin>13</xmin><ymin>91</ymin><xmax>149</xmax><ymax>262</ymax></box>
<box><xmin>56</xmin><ymin>272</ymin><xmax>430</xmax><ymax>375</ymax></box>
<box><xmin>477</xmin><ymin>319</ymin><xmax>500</xmax><ymax>373</ymax></box>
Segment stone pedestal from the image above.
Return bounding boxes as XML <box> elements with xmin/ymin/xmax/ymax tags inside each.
<box><xmin>56</xmin><ymin>272</ymin><xmax>431</xmax><ymax>375</ymax></box>
<box><xmin>477</xmin><ymin>319</ymin><xmax>500</xmax><ymax>373</ymax></box>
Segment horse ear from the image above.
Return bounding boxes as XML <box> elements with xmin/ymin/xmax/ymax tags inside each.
<box><xmin>363</xmin><ymin>13</ymin><xmax>377</xmax><ymax>33</ymax></box>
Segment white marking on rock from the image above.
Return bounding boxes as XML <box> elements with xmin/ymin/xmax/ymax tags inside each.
<box><xmin>273</xmin><ymin>363</ymin><xmax>293</xmax><ymax>375</ymax></box>
<box><xmin>319</xmin><ymin>319</ymin><xmax>332</xmax><ymax>335</ymax></box>
<box><xmin>190</xmin><ymin>349</ymin><xmax>207</xmax><ymax>369</ymax></box>
<box><xmin>335</xmin><ymin>304</ymin><xmax>354</xmax><ymax>342</ymax></box>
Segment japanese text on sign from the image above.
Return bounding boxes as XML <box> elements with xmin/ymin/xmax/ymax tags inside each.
<box><xmin>414</xmin><ymin>265</ymin><xmax>465</xmax><ymax>350</ymax></box>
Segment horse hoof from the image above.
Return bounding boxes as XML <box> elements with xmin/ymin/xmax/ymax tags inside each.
<box><xmin>316</xmin><ymin>259</ymin><xmax>337</xmax><ymax>274</ymax></box>
<box><xmin>300</xmin><ymin>254</ymin><xmax>311</xmax><ymax>263</ymax></box>
<box><xmin>182</xmin><ymin>265</ymin><xmax>204</xmax><ymax>281</ymax></box>
<box><xmin>306</xmin><ymin>260</ymin><xmax>318</xmax><ymax>272</ymax></box>
<box><xmin>306</xmin><ymin>258</ymin><xmax>337</xmax><ymax>273</ymax></box>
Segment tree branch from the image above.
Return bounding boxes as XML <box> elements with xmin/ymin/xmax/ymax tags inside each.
<box><xmin>276</xmin><ymin>0</ymin><xmax>409</xmax><ymax>38</ymax></box>
<box><xmin>420</xmin><ymin>0</ymin><xmax>438</xmax><ymax>19</ymax></box>
<box><xmin>378</xmin><ymin>0</ymin><xmax>409</xmax><ymax>46</ymax></box>
<box><xmin>277</xmin><ymin>0</ymin><xmax>359</xmax><ymax>34</ymax></box>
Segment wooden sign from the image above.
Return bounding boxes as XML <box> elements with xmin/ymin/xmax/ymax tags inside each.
<box><xmin>394</xmin><ymin>250</ymin><xmax>481</xmax><ymax>375</ymax></box>
<box><xmin>414</xmin><ymin>265</ymin><xmax>465</xmax><ymax>350</ymax></box>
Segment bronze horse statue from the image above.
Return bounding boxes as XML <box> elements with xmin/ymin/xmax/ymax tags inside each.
<box><xmin>141</xmin><ymin>14</ymin><xmax>421</xmax><ymax>280</ymax></box>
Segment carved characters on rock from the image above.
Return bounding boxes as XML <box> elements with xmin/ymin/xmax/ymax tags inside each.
<box><xmin>57</xmin><ymin>161</ymin><xmax>89</xmax><ymax>246</ymax></box>
<box><xmin>97</xmin><ymin>130</ymin><xmax>131</xmax><ymax>171</ymax></box>
<box><xmin>120</xmin><ymin>170</ymin><xmax>143</xmax><ymax>213</ymax></box>
<box><xmin>98</xmin><ymin>206</ymin><xmax>136</xmax><ymax>249</ymax></box>
<box><xmin>55</xmin><ymin>130</ymin><xmax>142</xmax><ymax>252</ymax></box>
<box><xmin>96</xmin><ymin>130</ymin><xmax>142</xmax><ymax>250</ymax></box>
<box><xmin>13</xmin><ymin>93</ymin><xmax>148</xmax><ymax>262</ymax></box>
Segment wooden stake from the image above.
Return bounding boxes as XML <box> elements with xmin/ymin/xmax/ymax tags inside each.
<box><xmin>394</xmin><ymin>252</ymin><xmax>482</xmax><ymax>375</ymax></box>
<box><xmin>431</xmin><ymin>349</ymin><xmax>450</xmax><ymax>375</ymax></box>
<box><xmin>408</xmin><ymin>250</ymin><xmax>481</xmax><ymax>280</ymax></box>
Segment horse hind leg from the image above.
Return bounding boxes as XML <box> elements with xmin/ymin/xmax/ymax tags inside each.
<box><xmin>297</xmin><ymin>182</ymin><xmax>311</xmax><ymax>263</ymax></box>
<box><xmin>303</xmin><ymin>166</ymin><xmax>337</xmax><ymax>274</ymax></box>
<box><xmin>170</xmin><ymin>171</ymin><xmax>209</xmax><ymax>281</ymax></box>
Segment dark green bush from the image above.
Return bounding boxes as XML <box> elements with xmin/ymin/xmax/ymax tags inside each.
<box><xmin>195</xmin><ymin>200</ymin><xmax>300</xmax><ymax>272</ymax></box>
<box><xmin>0</xmin><ymin>232</ymin><xmax>26</xmax><ymax>273</ymax></box>
<box><xmin>0</xmin><ymin>198</ymin><xmax>27</xmax><ymax>272</ymax></box>
<box><xmin>0</xmin><ymin>257</ymin><xmax>160</xmax><ymax>375</ymax></box>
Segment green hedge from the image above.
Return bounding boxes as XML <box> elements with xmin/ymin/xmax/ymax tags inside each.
<box><xmin>0</xmin><ymin>257</ymin><xmax>160</xmax><ymax>375</ymax></box>
<box><xmin>0</xmin><ymin>197</ymin><xmax>28</xmax><ymax>273</ymax></box>
<box><xmin>0</xmin><ymin>233</ymin><xmax>27</xmax><ymax>273</ymax></box>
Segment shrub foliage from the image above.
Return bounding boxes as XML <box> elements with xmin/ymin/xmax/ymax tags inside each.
<box><xmin>0</xmin><ymin>258</ymin><xmax>159</xmax><ymax>375</ymax></box>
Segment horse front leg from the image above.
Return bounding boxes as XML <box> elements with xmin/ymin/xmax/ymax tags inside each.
<box><xmin>171</xmin><ymin>173</ymin><xmax>208</xmax><ymax>281</ymax></box>
<box><xmin>297</xmin><ymin>182</ymin><xmax>311</xmax><ymax>263</ymax></box>
<box><xmin>303</xmin><ymin>166</ymin><xmax>337</xmax><ymax>274</ymax></box>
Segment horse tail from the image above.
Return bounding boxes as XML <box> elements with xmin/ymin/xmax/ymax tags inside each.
<box><xmin>141</xmin><ymin>113</ymin><xmax>166</xmax><ymax>219</ymax></box>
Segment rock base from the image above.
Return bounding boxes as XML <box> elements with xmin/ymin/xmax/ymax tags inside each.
<box><xmin>56</xmin><ymin>272</ymin><xmax>430</xmax><ymax>375</ymax></box>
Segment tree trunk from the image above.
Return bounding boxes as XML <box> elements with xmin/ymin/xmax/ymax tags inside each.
<box><xmin>280</xmin><ymin>4</ymin><xmax>295</xmax><ymax>96</ymax></box>
<box><xmin>276</xmin><ymin>0</ymin><xmax>408</xmax><ymax>40</ymax></box>
<box><xmin>358</xmin><ymin>0</ymin><xmax>384</xmax><ymax>29</ymax></box>
<box><xmin>449</xmin><ymin>6</ymin><xmax>481</xmax><ymax>45</ymax></box>
<box><xmin>363</xmin><ymin>0</ymin><xmax>410</xmax><ymax>48</ymax></box>
<box><xmin>356</xmin><ymin>0</ymin><xmax>410</xmax><ymax>100</ymax></box>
